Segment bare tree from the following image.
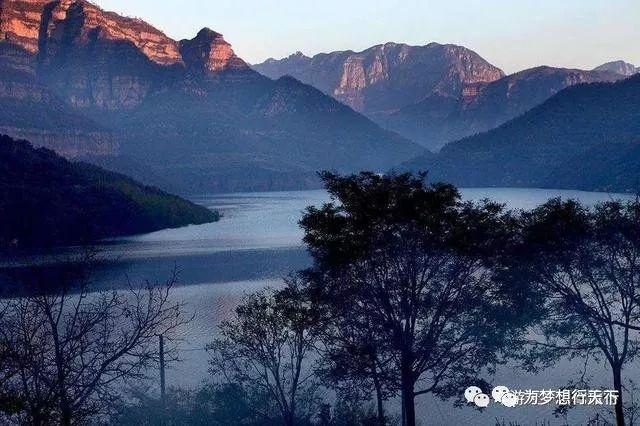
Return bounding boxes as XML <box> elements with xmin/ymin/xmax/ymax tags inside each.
<box><xmin>516</xmin><ymin>199</ymin><xmax>640</xmax><ymax>426</ymax></box>
<box><xmin>207</xmin><ymin>277</ymin><xmax>324</xmax><ymax>426</ymax></box>
<box><xmin>0</xmin><ymin>303</ymin><xmax>22</xmax><ymax>418</ymax></box>
<box><xmin>0</xmin><ymin>252</ymin><xmax>190</xmax><ymax>425</ymax></box>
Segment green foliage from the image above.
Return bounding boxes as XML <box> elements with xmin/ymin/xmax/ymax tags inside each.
<box><xmin>0</xmin><ymin>134</ymin><xmax>218</xmax><ymax>250</ymax></box>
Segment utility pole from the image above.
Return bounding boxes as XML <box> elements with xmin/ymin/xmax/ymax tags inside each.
<box><xmin>159</xmin><ymin>334</ymin><xmax>166</xmax><ymax>420</ymax></box>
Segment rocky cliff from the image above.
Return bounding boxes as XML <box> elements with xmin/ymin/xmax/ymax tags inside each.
<box><xmin>0</xmin><ymin>0</ymin><xmax>249</xmax><ymax>110</ymax></box>
<box><xmin>180</xmin><ymin>28</ymin><xmax>248</xmax><ymax>74</ymax></box>
<box><xmin>0</xmin><ymin>26</ymin><xmax>118</xmax><ymax>157</ymax></box>
<box><xmin>253</xmin><ymin>42</ymin><xmax>505</xmax><ymax>116</ymax></box>
<box><xmin>37</xmin><ymin>0</ymin><xmax>182</xmax><ymax>109</ymax></box>
<box><xmin>0</xmin><ymin>0</ymin><xmax>47</xmax><ymax>53</ymax></box>
<box><xmin>0</xmin><ymin>0</ymin><xmax>181</xmax><ymax>64</ymax></box>
<box><xmin>0</xmin><ymin>0</ymin><xmax>422</xmax><ymax>192</ymax></box>
<box><xmin>0</xmin><ymin>126</ymin><xmax>116</xmax><ymax>156</ymax></box>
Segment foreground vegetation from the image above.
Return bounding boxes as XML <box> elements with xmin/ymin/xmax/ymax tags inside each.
<box><xmin>2</xmin><ymin>172</ymin><xmax>640</xmax><ymax>425</ymax></box>
<box><xmin>0</xmin><ymin>252</ymin><xmax>191</xmax><ymax>425</ymax></box>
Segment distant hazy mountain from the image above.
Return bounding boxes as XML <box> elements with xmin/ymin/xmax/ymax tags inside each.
<box><xmin>383</xmin><ymin>66</ymin><xmax>622</xmax><ymax>150</ymax></box>
<box><xmin>0</xmin><ymin>134</ymin><xmax>217</xmax><ymax>249</ymax></box>
<box><xmin>402</xmin><ymin>74</ymin><xmax>640</xmax><ymax>192</ymax></box>
<box><xmin>254</xmin><ymin>47</ymin><xmax>622</xmax><ymax>152</ymax></box>
<box><xmin>253</xmin><ymin>43</ymin><xmax>505</xmax><ymax>117</ymax></box>
<box><xmin>593</xmin><ymin>60</ymin><xmax>638</xmax><ymax>76</ymax></box>
<box><xmin>0</xmin><ymin>0</ymin><xmax>422</xmax><ymax>193</ymax></box>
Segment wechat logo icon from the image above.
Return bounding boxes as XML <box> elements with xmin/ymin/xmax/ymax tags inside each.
<box><xmin>465</xmin><ymin>386</ymin><xmax>490</xmax><ymax>408</ymax></box>
<box><xmin>465</xmin><ymin>385</ymin><xmax>518</xmax><ymax>408</ymax></box>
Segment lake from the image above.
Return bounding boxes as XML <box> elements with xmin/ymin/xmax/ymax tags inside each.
<box><xmin>5</xmin><ymin>188</ymin><xmax>637</xmax><ymax>425</ymax></box>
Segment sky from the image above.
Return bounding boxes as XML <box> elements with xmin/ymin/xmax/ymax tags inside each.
<box><xmin>94</xmin><ymin>0</ymin><xmax>639</xmax><ymax>74</ymax></box>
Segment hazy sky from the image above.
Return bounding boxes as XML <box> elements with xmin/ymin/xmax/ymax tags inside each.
<box><xmin>94</xmin><ymin>0</ymin><xmax>639</xmax><ymax>74</ymax></box>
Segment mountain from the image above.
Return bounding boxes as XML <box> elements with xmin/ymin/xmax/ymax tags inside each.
<box><xmin>0</xmin><ymin>41</ymin><xmax>118</xmax><ymax>157</ymax></box>
<box><xmin>83</xmin><ymin>70</ymin><xmax>419</xmax><ymax>193</ymax></box>
<box><xmin>593</xmin><ymin>60</ymin><xmax>638</xmax><ymax>76</ymax></box>
<box><xmin>254</xmin><ymin>46</ymin><xmax>623</xmax><ymax>152</ymax></box>
<box><xmin>253</xmin><ymin>43</ymin><xmax>505</xmax><ymax>117</ymax></box>
<box><xmin>383</xmin><ymin>66</ymin><xmax>622</xmax><ymax>150</ymax></box>
<box><xmin>0</xmin><ymin>134</ymin><xmax>218</xmax><ymax>250</ymax></box>
<box><xmin>0</xmin><ymin>0</ymin><xmax>422</xmax><ymax>193</ymax></box>
<box><xmin>401</xmin><ymin>74</ymin><xmax>640</xmax><ymax>192</ymax></box>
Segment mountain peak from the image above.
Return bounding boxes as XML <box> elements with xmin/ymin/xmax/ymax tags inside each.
<box><xmin>381</xmin><ymin>41</ymin><xmax>401</xmax><ymax>48</ymax></box>
<box><xmin>180</xmin><ymin>28</ymin><xmax>248</xmax><ymax>73</ymax></box>
<box><xmin>289</xmin><ymin>51</ymin><xmax>308</xmax><ymax>59</ymax></box>
<box><xmin>193</xmin><ymin>27</ymin><xmax>224</xmax><ymax>41</ymax></box>
<box><xmin>593</xmin><ymin>60</ymin><xmax>638</xmax><ymax>76</ymax></box>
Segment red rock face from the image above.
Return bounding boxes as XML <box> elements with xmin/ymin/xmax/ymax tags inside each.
<box><xmin>0</xmin><ymin>0</ymin><xmax>47</xmax><ymax>53</ymax></box>
<box><xmin>254</xmin><ymin>42</ymin><xmax>505</xmax><ymax>115</ymax></box>
<box><xmin>0</xmin><ymin>0</ymin><xmax>254</xmax><ymax>158</ymax></box>
<box><xmin>0</xmin><ymin>0</ymin><xmax>248</xmax><ymax>72</ymax></box>
<box><xmin>0</xmin><ymin>0</ymin><xmax>182</xmax><ymax>65</ymax></box>
<box><xmin>0</xmin><ymin>0</ymin><xmax>248</xmax><ymax>109</ymax></box>
<box><xmin>0</xmin><ymin>0</ymin><xmax>209</xmax><ymax>155</ymax></box>
<box><xmin>180</xmin><ymin>28</ymin><xmax>248</xmax><ymax>74</ymax></box>
<box><xmin>333</xmin><ymin>44</ymin><xmax>505</xmax><ymax>112</ymax></box>
<box><xmin>42</xmin><ymin>0</ymin><xmax>183</xmax><ymax>66</ymax></box>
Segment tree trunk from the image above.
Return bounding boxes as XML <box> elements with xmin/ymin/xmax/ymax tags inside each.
<box><xmin>401</xmin><ymin>385</ymin><xmax>416</xmax><ymax>426</ymax></box>
<box><xmin>56</xmin><ymin>348</ymin><xmax>72</xmax><ymax>426</ymax></box>
<box><xmin>613</xmin><ymin>365</ymin><xmax>625</xmax><ymax>426</ymax></box>
<box><xmin>401</xmin><ymin>361</ymin><xmax>416</xmax><ymax>426</ymax></box>
<box><xmin>60</xmin><ymin>407</ymin><xmax>72</xmax><ymax>426</ymax></box>
<box><xmin>53</xmin><ymin>338</ymin><xmax>71</xmax><ymax>425</ymax></box>
<box><xmin>30</xmin><ymin>408</ymin><xmax>45</xmax><ymax>426</ymax></box>
<box><xmin>283</xmin><ymin>409</ymin><xmax>296</xmax><ymax>426</ymax></box>
<box><xmin>373</xmin><ymin>373</ymin><xmax>386</xmax><ymax>425</ymax></box>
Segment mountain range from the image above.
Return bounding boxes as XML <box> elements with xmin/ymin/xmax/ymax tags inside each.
<box><xmin>255</xmin><ymin>49</ymin><xmax>627</xmax><ymax>151</ymax></box>
<box><xmin>0</xmin><ymin>0</ymin><xmax>422</xmax><ymax>194</ymax></box>
<box><xmin>254</xmin><ymin>43</ymin><xmax>505</xmax><ymax>118</ymax></box>
<box><xmin>401</xmin><ymin>74</ymin><xmax>640</xmax><ymax>192</ymax></box>
<box><xmin>1</xmin><ymin>0</ymin><xmax>639</xmax><ymax>196</ymax></box>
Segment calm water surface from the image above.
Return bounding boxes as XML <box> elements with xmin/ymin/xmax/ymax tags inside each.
<box><xmin>13</xmin><ymin>189</ymin><xmax>640</xmax><ymax>424</ymax></box>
